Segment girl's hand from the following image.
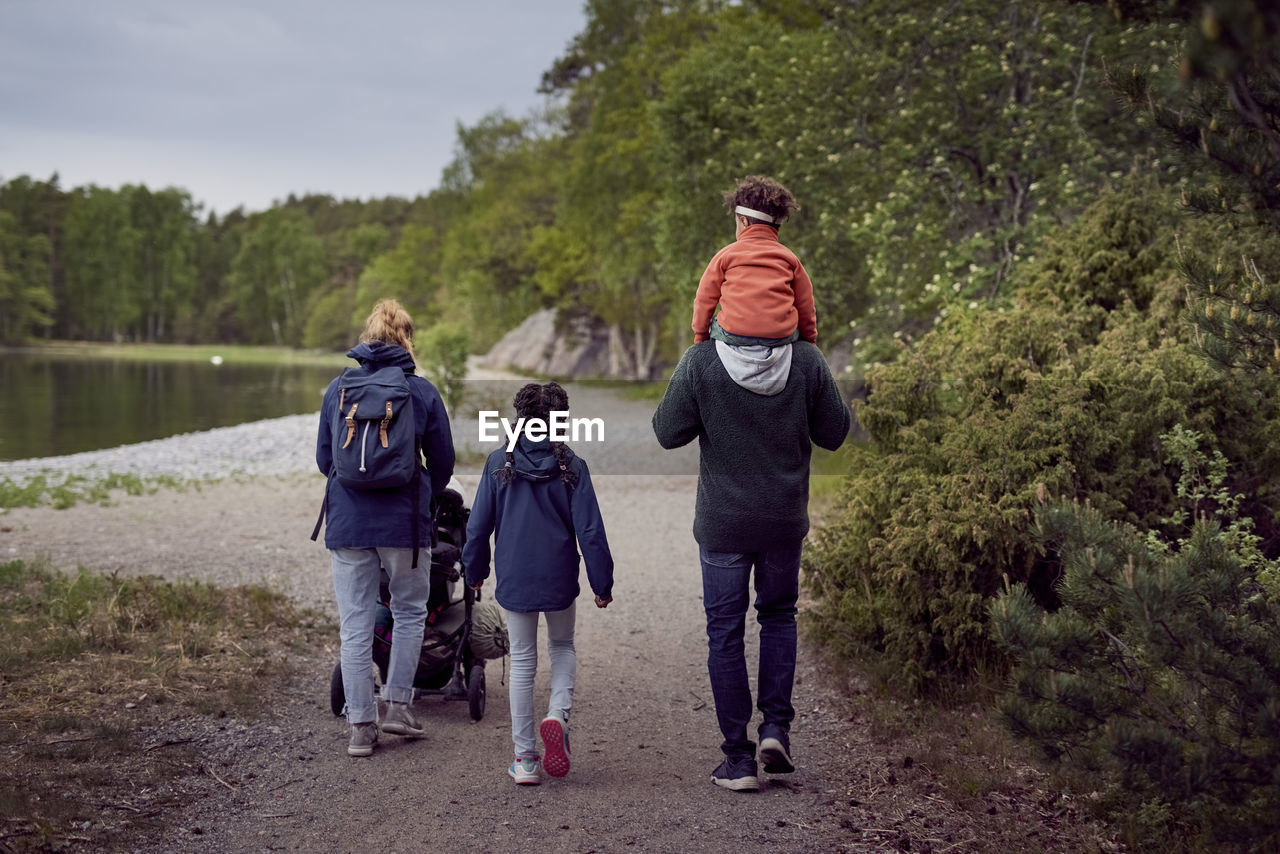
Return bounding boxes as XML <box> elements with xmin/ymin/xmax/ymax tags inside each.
<box><xmin>470</xmin><ymin>580</ymin><xmax>484</xmax><ymax>592</ymax></box>
<box><xmin>594</xmin><ymin>595</ymin><xmax>612</xmax><ymax>609</ymax></box>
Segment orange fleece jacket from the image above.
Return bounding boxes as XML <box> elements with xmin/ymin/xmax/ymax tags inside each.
<box><xmin>692</xmin><ymin>224</ymin><xmax>818</xmax><ymax>344</ymax></box>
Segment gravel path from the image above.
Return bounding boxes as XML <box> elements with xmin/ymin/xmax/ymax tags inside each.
<box><xmin>0</xmin><ymin>381</ymin><xmax>1120</xmax><ymax>853</ymax></box>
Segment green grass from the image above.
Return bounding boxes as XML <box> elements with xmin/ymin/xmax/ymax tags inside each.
<box><xmin>19</xmin><ymin>340</ymin><xmax>351</xmax><ymax>368</ymax></box>
<box><xmin>571</xmin><ymin>378</ymin><xmax>670</xmax><ymax>402</ymax></box>
<box><xmin>809</xmin><ymin>443</ymin><xmax>853</xmax><ymax>524</ymax></box>
<box><xmin>0</xmin><ymin>559</ymin><xmax>317</xmax><ymax>678</ymax></box>
<box><xmin>0</xmin><ymin>558</ymin><xmax>331</xmax><ymax>850</ymax></box>
<box><xmin>0</xmin><ymin>472</ymin><xmax>191</xmax><ymax>510</ymax></box>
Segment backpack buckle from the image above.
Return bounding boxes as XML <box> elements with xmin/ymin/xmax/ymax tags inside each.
<box><xmin>380</xmin><ymin>401</ymin><xmax>392</xmax><ymax>448</ymax></box>
<box><xmin>342</xmin><ymin>402</ymin><xmax>359</xmax><ymax>449</ymax></box>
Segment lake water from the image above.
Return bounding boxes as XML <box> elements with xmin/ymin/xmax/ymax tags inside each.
<box><xmin>0</xmin><ymin>352</ymin><xmax>341</xmax><ymax>461</ymax></box>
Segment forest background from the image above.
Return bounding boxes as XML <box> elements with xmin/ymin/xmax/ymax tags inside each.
<box><xmin>3</xmin><ymin>0</ymin><xmax>1280</xmax><ymax>849</ymax></box>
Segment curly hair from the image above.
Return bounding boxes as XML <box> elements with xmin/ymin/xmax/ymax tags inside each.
<box><xmin>722</xmin><ymin>175</ymin><xmax>800</xmax><ymax>226</ymax></box>
<box><xmin>359</xmin><ymin>299</ymin><xmax>419</xmax><ymax>371</ymax></box>
<box><xmin>495</xmin><ymin>382</ymin><xmax>579</xmax><ymax>488</ymax></box>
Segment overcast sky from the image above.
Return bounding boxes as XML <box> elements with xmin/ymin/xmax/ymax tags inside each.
<box><xmin>0</xmin><ymin>0</ymin><xmax>586</xmax><ymax>215</ymax></box>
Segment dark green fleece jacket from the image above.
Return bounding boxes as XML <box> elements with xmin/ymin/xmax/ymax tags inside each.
<box><xmin>651</xmin><ymin>341</ymin><xmax>851</xmax><ymax>552</ymax></box>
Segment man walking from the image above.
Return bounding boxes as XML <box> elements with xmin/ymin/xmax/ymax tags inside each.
<box><xmin>652</xmin><ymin>335</ymin><xmax>850</xmax><ymax>792</ymax></box>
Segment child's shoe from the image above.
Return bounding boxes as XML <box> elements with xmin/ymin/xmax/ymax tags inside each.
<box><xmin>539</xmin><ymin>714</ymin><xmax>571</xmax><ymax>778</ymax></box>
<box><xmin>508</xmin><ymin>754</ymin><xmax>541</xmax><ymax>785</ymax></box>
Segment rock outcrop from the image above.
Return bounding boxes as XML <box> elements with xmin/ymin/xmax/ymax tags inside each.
<box><xmin>481</xmin><ymin>308</ymin><xmax>613</xmax><ymax>378</ymax></box>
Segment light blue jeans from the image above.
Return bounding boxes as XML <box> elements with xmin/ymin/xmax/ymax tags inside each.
<box><xmin>331</xmin><ymin>547</ymin><xmax>430</xmax><ymax>725</ymax></box>
<box><xmin>503</xmin><ymin>604</ymin><xmax>576</xmax><ymax>757</ymax></box>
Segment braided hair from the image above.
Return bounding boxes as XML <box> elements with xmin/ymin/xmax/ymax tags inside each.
<box><xmin>495</xmin><ymin>382</ymin><xmax>579</xmax><ymax>488</ymax></box>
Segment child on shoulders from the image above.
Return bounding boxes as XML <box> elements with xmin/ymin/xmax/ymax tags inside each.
<box><xmin>691</xmin><ymin>175</ymin><xmax>818</xmax><ymax>348</ymax></box>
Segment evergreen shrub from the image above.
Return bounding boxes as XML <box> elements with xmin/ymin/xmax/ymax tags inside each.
<box><xmin>991</xmin><ymin>430</ymin><xmax>1280</xmax><ymax>849</ymax></box>
<box><xmin>803</xmin><ymin>181</ymin><xmax>1280</xmax><ymax>693</ymax></box>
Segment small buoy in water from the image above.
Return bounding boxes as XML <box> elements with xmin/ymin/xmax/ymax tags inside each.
<box><xmin>210</xmin><ymin>355</ymin><xmax>223</xmax><ymax>366</ymax></box>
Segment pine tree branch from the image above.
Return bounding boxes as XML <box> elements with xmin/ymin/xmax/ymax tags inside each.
<box><xmin>1101</xmin><ymin>628</ymin><xmax>1196</xmax><ymax>738</ymax></box>
<box><xmin>1227</xmin><ymin>76</ymin><xmax>1280</xmax><ymax>161</ymax></box>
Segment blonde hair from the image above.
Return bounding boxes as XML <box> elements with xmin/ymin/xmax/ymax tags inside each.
<box><xmin>360</xmin><ymin>299</ymin><xmax>419</xmax><ymax>370</ymax></box>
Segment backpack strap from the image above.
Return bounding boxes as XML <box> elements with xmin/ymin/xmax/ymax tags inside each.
<box><xmin>380</xmin><ymin>401</ymin><xmax>392</xmax><ymax>448</ymax></box>
<box><xmin>410</xmin><ymin>436</ymin><xmax>428</xmax><ymax>568</ymax></box>
<box><xmin>311</xmin><ymin>472</ymin><xmax>333</xmax><ymax>542</ymax></box>
<box><xmin>342</xmin><ymin>403</ymin><xmax>359</xmax><ymax>449</ymax></box>
<box><xmin>411</xmin><ymin>462</ymin><xmax>420</xmax><ymax>570</ymax></box>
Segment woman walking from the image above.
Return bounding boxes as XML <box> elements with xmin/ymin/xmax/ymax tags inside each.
<box><xmin>315</xmin><ymin>299</ymin><xmax>456</xmax><ymax>757</ymax></box>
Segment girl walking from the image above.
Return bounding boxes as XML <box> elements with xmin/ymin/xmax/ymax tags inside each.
<box><xmin>462</xmin><ymin>382</ymin><xmax>614</xmax><ymax>785</ymax></box>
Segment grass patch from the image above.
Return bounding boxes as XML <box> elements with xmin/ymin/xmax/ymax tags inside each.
<box><xmin>18</xmin><ymin>340</ymin><xmax>350</xmax><ymax>368</ymax></box>
<box><xmin>451</xmin><ymin>449</ymin><xmax>491</xmax><ymax>473</ymax></box>
<box><xmin>0</xmin><ymin>558</ymin><xmax>331</xmax><ymax>851</ymax></box>
<box><xmin>0</xmin><ymin>472</ymin><xmax>192</xmax><ymax>510</ymax></box>
<box><xmin>576</xmin><ymin>378</ymin><xmax>669</xmax><ymax>402</ymax></box>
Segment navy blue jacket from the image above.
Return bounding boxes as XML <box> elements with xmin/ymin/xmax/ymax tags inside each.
<box><xmin>462</xmin><ymin>436</ymin><xmax>613</xmax><ymax>613</ymax></box>
<box><xmin>316</xmin><ymin>342</ymin><xmax>455</xmax><ymax>549</ymax></box>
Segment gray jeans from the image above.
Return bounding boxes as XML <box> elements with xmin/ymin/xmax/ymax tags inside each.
<box><xmin>503</xmin><ymin>603</ymin><xmax>576</xmax><ymax>757</ymax></box>
<box><xmin>331</xmin><ymin>547</ymin><xmax>430</xmax><ymax>724</ymax></box>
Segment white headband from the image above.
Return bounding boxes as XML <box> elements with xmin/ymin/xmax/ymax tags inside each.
<box><xmin>734</xmin><ymin>205</ymin><xmax>775</xmax><ymax>224</ymax></box>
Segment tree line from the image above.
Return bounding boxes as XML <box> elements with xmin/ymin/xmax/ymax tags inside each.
<box><xmin>4</xmin><ymin>0</ymin><xmax>1171</xmax><ymax>378</ymax></box>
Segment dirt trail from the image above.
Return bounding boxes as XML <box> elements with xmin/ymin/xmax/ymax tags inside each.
<box><xmin>0</xmin><ymin>368</ymin><xmax>1123</xmax><ymax>853</ymax></box>
<box><xmin>1</xmin><ymin>467</ymin><xmax>1120</xmax><ymax>853</ymax></box>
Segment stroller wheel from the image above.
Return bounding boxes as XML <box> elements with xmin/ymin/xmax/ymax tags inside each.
<box><xmin>329</xmin><ymin>662</ymin><xmax>345</xmax><ymax>717</ymax></box>
<box><xmin>468</xmin><ymin>664</ymin><xmax>486</xmax><ymax>721</ymax></box>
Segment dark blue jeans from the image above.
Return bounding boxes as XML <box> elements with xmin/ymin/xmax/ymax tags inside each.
<box><xmin>709</xmin><ymin>316</ymin><xmax>800</xmax><ymax>347</ymax></box>
<box><xmin>700</xmin><ymin>541</ymin><xmax>802</xmax><ymax>760</ymax></box>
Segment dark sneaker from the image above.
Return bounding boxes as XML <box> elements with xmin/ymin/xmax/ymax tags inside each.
<box><xmin>711</xmin><ymin>756</ymin><xmax>758</xmax><ymax>792</ymax></box>
<box><xmin>381</xmin><ymin>702</ymin><xmax>425</xmax><ymax>738</ymax></box>
<box><xmin>347</xmin><ymin>722</ymin><xmax>379</xmax><ymax>757</ymax></box>
<box><xmin>759</xmin><ymin>732</ymin><xmax>795</xmax><ymax>774</ymax></box>
<box><xmin>540</xmin><ymin>715</ymin><xmax>571</xmax><ymax>778</ymax></box>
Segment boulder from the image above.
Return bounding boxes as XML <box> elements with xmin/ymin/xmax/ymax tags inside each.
<box><xmin>481</xmin><ymin>308</ymin><xmax>613</xmax><ymax>379</ymax></box>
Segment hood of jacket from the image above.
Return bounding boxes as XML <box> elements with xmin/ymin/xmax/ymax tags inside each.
<box><xmin>506</xmin><ymin>434</ymin><xmax>578</xmax><ymax>482</ymax></box>
<box><xmin>347</xmin><ymin>340</ymin><xmax>416</xmax><ymax>373</ymax></box>
<box><xmin>715</xmin><ymin>340</ymin><xmax>793</xmax><ymax>396</ymax></box>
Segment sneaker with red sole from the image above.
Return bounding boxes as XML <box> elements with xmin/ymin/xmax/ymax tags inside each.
<box><xmin>539</xmin><ymin>715</ymin><xmax>571</xmax><ymax>777</ymax></box>
<box><xmin>508</xmin><ymin>754</ymin><xmax>541</xmax><ymax>785</ymax></box>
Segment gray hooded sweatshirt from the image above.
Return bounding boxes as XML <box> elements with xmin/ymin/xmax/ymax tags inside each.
<box><xmin>714</xmin><ymin>340</ymin><xmax>793</xmax><ymax>396</ymax></box>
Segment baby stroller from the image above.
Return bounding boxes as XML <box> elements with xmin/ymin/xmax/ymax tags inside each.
<box><xmin>329</xmin><ymin>484</ymin><xmax>502</xmax><ymax>722</ymax></box>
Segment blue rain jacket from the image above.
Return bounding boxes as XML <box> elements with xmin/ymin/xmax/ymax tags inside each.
<box><xmin>462</xmin><ymin>435</ymin><xmax>613</xmax><ymax>613</ymax></box>
<box><xmin>315</xmin><ymin>341</ymin><xmax>455</xmax><ymax>548</ymax></box>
